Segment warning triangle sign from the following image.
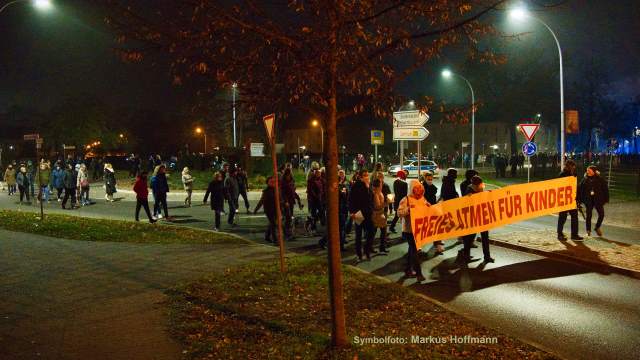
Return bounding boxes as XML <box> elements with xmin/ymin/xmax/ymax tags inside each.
<box><xmin>263</xmin><ymin>114</ymin><xmax>276</xmax><ymax>143</ymax></box>
<box><xmin>519</xmin><ymin>124</ymin><xmax>540</xmax><ymax>142</ymax></box>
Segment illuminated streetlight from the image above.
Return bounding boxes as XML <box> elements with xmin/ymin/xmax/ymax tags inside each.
<box><xmin>119</xmin><ymin>133</ymin><xmax>124</xmax><ymax>139</ymax></box>
<box><xmin>509</xmin><ymin>5</ymin><xmax>566</xmax><ymax>168</ymax></box>
<box><xmin>1</xmin><ymin>0</ymin><xmax>54</xmax><ymax>14</ymax></box>
<box><xmin>442</xmin><ymin>68</ymin><xmax>476</xmax><ymax>169</ymax></box>
<box><xmin>195</xmin><ymin>127</ymin><xmax>207</xmax><ymax>154</ymax></box>
<box><xmin>232</xmin><ymin>82</ymin><xmax>237</xmax><ymax>147</ymax></box>
<box><xmin>311</xmin><ymin>119</ymin><xmax>324</xmax><ymax>165</ymax></box>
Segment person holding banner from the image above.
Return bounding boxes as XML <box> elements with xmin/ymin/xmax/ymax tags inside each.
<box><xmin>459</xmin><ymin>176</ymin><xmax>494</xmax><ymax>264</ymax></box>
<box><xmin>389</xmin><ymin>170</ymin><xmax>408</xmax><ymax>233</ymax></box>
<box><xmin>397</xmin><ymin>180</ymin><xmax>428</xmax><ymax>282</ymax></box>
<box><xmin>557</xmin><ymin>160</ymin><xmax>584</xmax><ymax>241</ymax></box>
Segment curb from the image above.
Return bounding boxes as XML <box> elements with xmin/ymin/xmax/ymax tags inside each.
<box><xmin>346</xmin><ymin>265</ymin><xmax>567</xmax><ymax>360</ymax></box>
<box><xmin>488</xmin><ymin>238</ymin><xmax>640</xmax><ymax>279</ymax></box>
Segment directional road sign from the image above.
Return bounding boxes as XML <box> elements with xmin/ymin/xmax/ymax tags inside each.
<box><xmin>393</xmin><ymin>110</ymin><xmax>429</xmax><ymax>127</ymax></box>
<box><xmin>522</xmin><ymin>141</ymin><xmax>537</xmax><ymax>157</ymax></box>
<box><xmin>518</xmin><ymin>124</ymin><xmax>540</xmax><ymax>142</ymax></box>
<box><xmin>393</xmin><ymin>127</ymin><xmax>429</xmax><ymax>141</ymax></box>
<box><xmin>23</xmin><ymin>133</ymin><xmax>40</xmax><ymax>141</ymax></box>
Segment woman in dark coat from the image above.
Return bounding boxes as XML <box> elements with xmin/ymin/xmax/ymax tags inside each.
<box><xmin>579</xmin><ymin>165</ymin><xmax>609</xmax><ymax>237</ymax></box>
<box><xmin>439</xmin><ymin>168</ymin><xmax>459</xmax><ymax>201</ymax></box>
<box><xmin>204</xmin><ymin>172</ymin><xmax>225</xmax><ymax>231</ymax></box>
<box><xmin>459</xmin><ymin>176</ymin><xmax>494</xmax><ymax>264</ymax></box>
<box><xmin>103</xmin><ymin>163</ymin><xmax>117</xmax><ymax>202</ymax></box>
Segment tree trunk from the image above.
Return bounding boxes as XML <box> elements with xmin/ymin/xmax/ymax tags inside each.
<box><xmin>326</xmin><ymin>9</ymin><xmax>347</xmax><ymax>347</ymax></box>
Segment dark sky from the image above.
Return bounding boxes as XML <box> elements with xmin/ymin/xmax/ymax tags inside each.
<box><xmin>0</xmin><ymin>0</ymin><xmax>638</xmax><ymax>113</ymax></box>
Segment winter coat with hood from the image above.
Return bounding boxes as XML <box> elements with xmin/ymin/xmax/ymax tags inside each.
<box><xmin>51</xmin><ymin>166</ymin><xmax>65</xmax><ymax>189</ymax></box>
<box><xmin>204</xmin><ymin>179</ymin><xmax>225</xmax><ymax>212</ymax></box>
<box><xmin>63</xmin><ymin>168</ymin><xmax>77</xmax><ymax>189</ymax></box>
<box><xmin>439</xmin><ymin>174</ymin><xmax>459</xmax><ymax>201</ymax></box>
<box><xmin>392</xmin><ymin>178</ymin><xmax>408</xmax><ymax>209</ymax></box>
<box><xmin>579</xmin><ymin>172</ymin><xmax>609</xmax><ymax>206</ymax></box>
<box><xmin>16</xmin><ymin>169</ymin><xmax>29</xmax><ymax>187</ymax></box>
<box><xmin>3</xmin><ymin>167</ymin><xmax>16</xmax><ymax>186</ymax></box>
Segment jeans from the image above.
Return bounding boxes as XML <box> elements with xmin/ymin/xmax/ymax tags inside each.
<box><xmin>135</xmin><ymin>199</ymin><xmax>153</xmax><ymax>221</ymax></box>
<box><xmin>586</xmin><ymin>204</ymin><xmax>605</xmax><ymax>232</ymax></box>
<box><xmin>56</xmin><ymin>187</ymin><xmax>64</xmax><ymax>200</ymax></box>
<box><xmin>557</xmin><ymin>209</ymin><xmax>579</xmax><ymax>237</ymax></box>
<box><xmin>79</xmin><ymin>186</ymin><xmax>90</xmax><ymax>204</ymax></box>
<box><xmin>62</xmin><ymin>187</ymin><xmax>76</xmax><ymax>208</ymax></box>
<box><xmin>38</xmin><ymin>185</ymin><xmax>50</xmax><ymax>202</ymax></box>
<box><xmin>238</xmin><ymin>190</ymin><xmax>250</xmax><ymax>210</ymax></box>
<box><xmin>404</xmin><ymin>232</ymin><xmax>423</xmax><ymax>276</ymax></box>
<box><xmin>227</xmin><ymin>201</ymin><xmax>237</xmax><ymax>224</ymax></box>
<box><xmin>18</xmin><ymin>185</ymin><xmax>29</xmax><ymax>202</ymax></box>
<box><xmin>354</xmin><ymin>220</ymin><xmax>373</xmax><ymax>259</ymax></box>
<box><xmin>154</xmin><ymin>192</ymin><xmax>169</xmax><ymax>217</ymax></box>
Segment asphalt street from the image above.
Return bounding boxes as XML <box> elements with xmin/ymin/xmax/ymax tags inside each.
<box><xmin>1</xmin><ymin>176</ymin><xmax>639</xmax><ymax>360</ymax></box>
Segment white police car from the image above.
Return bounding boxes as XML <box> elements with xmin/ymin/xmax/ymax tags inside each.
<box><xmin>388</xmin><ymin>160</ymin><xmax>439</xmax><ymax>178</ymax></box>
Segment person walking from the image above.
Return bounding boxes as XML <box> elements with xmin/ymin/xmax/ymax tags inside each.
<box><xmin>460</xmin><ymin>169</ymin><xmax>479</xmax><ymax>196</ymax></box>
<box><xmin>4</xmin><ymin>164</ymin><xmax>16</xmax><ymax>196</ymax></box>
<box><xmin>371</xmin><ymin>178</ymin><xmax>390</xmax><ymax>253</ymax></box>
<box><xmin>281</xmin><ymin>168</ymin><xmax>302</xmax><ymax>239</ymax></box>
<box><xmin>181</xmin><ymin>167</ymin><xmax>194</xmax><ymax>207</ymax></box>
<box><xmin>422</xmin><ymin>171</ymin><xmax>438</xmax><ymax>205</ymax></box>
<box><xmin>439</xmin><ymin>168</ymin><xmax>459</xmax><ymax>201</ymax></box>
<box><xmin>306</xmin><ymin>168</ymin><xmax>325</xmax><ymax>233</ymax></box>
<box><xmin>389</xmin><ymin>170</ymin><xmax>408</xmax><ymax>233</ymax></box>
<box><xmin>76</xmin><ymin>164</ymin><xmax>91</xmax><ymax>206</ymax></box>
<box><xmin>459</xmin><ymin>176</ymin><xmax>494</xmax><ymax>264</ymax></box>
<box><xmin>152</xmin><ymin>164</ymin><xmax>170</xmax><ymax>220</ymax></box>
<box><xmin>36</xmin><ymin>160</ymin><xmax>51</xmax><ymax>203</ymax></box>
<box><xmin>16</xmin><ymin>165</ymin><xmax>30</xmax><ymax>204</ymax></box>
<box><xmin>26</xmin><ymin>160</ymin><xmax>36</xmax><ymax>199</ymax></box>
<box><xmin>557</xmin><ymin>160</ymin><xmax>584</xmax><ymax>241</ymax></box>
<box><xmin>103</xmin><ymin>163</ymin><xmax>117</xmax><ymax>202</ymax></box>
<box><xmin>204</xmin><ymin>172</ymin><xmax>225</xmax><ymax>231</ymax></box>
<box><xmin>254</xmin><ymin>176</ymin><xmax>281</xmax><ymax>243</ymax></box>
<box><xmin>61</xmin><ymin>164</ymin><xmax>77</xmax><ymax>210</ymax></box>
<box><xmin>133</xmin><ymin>171</ymin><xmax>156</xmax><ymax>223</ymax></box>
<box><xmin>236</xmin><ymin>166</ymin><xmax>251</xmax><ymax>214</ymax></box>
<box><xmin>397</xmin><ymin>180</ymin><xmax>427</xmax><ymax>282</ymax></box>
<box><xmin>51</xmin><ymin>161</ymin><xmax>65</xmax><ymax>201</ymax></box>
<box><xmin>348</xmin><ymin>169</ymin><xmax>374</xmax><ymax>261</ymax></box>
<box><xmin>224</xmin><ymin>167</ymin><xmax>240</xmax><ymax>227</ymax></box>
<box><xmin>579</xmin><ymin>165</ymin><xmax>609</xmax><ymax>237</ymax></box>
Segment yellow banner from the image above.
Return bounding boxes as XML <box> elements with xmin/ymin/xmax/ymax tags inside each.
<box><xmin>409</xmin><ymin>177</ymin><xmax>577</xmax><ymax>249</ymax></box>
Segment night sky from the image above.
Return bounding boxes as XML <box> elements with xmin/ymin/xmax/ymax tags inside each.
<box><xmin>0</xmin><ymin>0</ymin><xmax>638</xmax><ymax>114</ymax></box>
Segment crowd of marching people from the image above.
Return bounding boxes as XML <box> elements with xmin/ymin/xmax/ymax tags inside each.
<box><xmin>2</xmin><ymin>152</ymin><xmax>612</xmax><ymax>281</ymax></box>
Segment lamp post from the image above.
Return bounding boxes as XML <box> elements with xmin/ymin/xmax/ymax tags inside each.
<box><xmin>232</xmin><ymin>83</ymin><xmax>237</xmax><ymax>147</ymax></box>
<box><xmin>195</xmin><ymin>127</ymin><xmax>207</xmax><ymax>154</ymax></box>
<box><xmin>509</xmin><ymin>7</ymin><xmax>566</xmax><ymax>169</ymax></box>
<box><xmin>442</xmin><ymin>69</ymin><xmax>475</xmax><ymax>169</ymax></box>
<box><xmin>1</xmin><ymin>0</ymin><xmax>52</xmax><ymax>14</ymax></box>
<box><xmin>312</xmin><ymin>119</ymin><xmax>324</xmax><ymax>165</ymax></box>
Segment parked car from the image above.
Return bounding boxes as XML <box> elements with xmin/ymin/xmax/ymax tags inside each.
<box><xmin>388</xmin><ymin>159</ymin><xmax>440</xmax><ymax>178</ymax></box>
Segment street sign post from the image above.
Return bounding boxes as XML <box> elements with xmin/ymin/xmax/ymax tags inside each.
<box><xmin>250</xmin><ymin>143</ymin><xmax>265</xmax><ymax>157</ymax></box>
<box><xmin>393</xmin><ymin>110</ymin><xmax>430</xmax><ymax>175</ymax></box>
<box><xmin>371</xmin><ymin>130</ymin><xmax>384</xmax><ymax>163</ymax></box>
<box><xmin>262</xmin><ymin>113</ymin><xmax>285</xmax><ymax>273</ymax></box>
<box><xmin>392</xmin><ymin>127</ymin><xmax>429</xmax><ymax>141</ymax></box>
<box><xmin>518</xmin><ymin>124</ymin><xmax>540</xmax><ymax>142</ymax></box>
<box><xmin>522</xmin><ymin>141</ymin><xmax>538</xmax><ymax>183</ymax></box>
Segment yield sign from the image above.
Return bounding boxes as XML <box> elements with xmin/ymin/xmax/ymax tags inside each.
<box><xmin>263</xmin><ymin>113</ymin><xmax>276</xmax><ymax>143</ymax></box>
<box><xmin>519</xmin><ymin>124</ymin><xmax>540</xmax><ymax>142</ymax></box>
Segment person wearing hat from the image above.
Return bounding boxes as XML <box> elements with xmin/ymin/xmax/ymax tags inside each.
<box><xmin>557</xmin><ymin>160</ymin><xmax>583</xmax><ymax>241</ymax></box>
<box><xmin>389</xmin><ymin>170</ymin><xmax>408</xmax><ymax>233</ymax></box>
<box><xmin>579</xmin><ymin>165</ymin><xmax>609</xmax><ymax>237</ymax></box>
<box><xmin>397</xmin><ymin>180</ymin><xmax>428</xmax><ymax>282</ymax></box>
<box><xmin>459</xmin><ymin>175</ymin><xmax>494</xmax><ymax>264</ymax></box>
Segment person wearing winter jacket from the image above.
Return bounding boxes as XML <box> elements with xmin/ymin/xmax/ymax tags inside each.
<box><xmin>35</xmin><ymin>160</ymin><xmax>51</xmax><ymax>203</ymax></box>
<box><xmin>281</xmin><ymin>168</ymin><xmax>302</xmax><ymax>239</ymax></box>
<box><xmin>51</xmin><ymin>162</ymin><xmax>65</xmax><ymax>201</ymax></box>
<box><xmin>61</xmin><ymin>164</ymin><xmax>77</xmax><ymax>209</ymax></box>
<box><xmin>152</xmin><ymin>164</ymin><xmax>170</xmax><ymax>219</ymax></box>
<box><xmin>16</xmin><ymin>165</ymin><xmax>30</xmax><ymax>203</ymax></box>
<box><xmin>3</xmin><ymin>164</ymin><xmax>16</xmax><ymax>196</ymax></box>
<box><xmin>579</xmin><ymin>165</ymin><xmax>609</xmax><ymax>237</ymax></box>
<box><xmin>439</xmin><ymin>168</ymin><xmax>459</xmax><ymax>201</ymax></box>
<box><xmin>204</xmin><ymin>172</ymin><xmax>226</xmax><ymax>231</ymax></box>
<box><xmin>103</xmin><ymin>163</ymin><xmax>117</xmax><ymax>202</ymax></box>
<box><xmin>254</xmin><ymin>176</ymin><xmax>282</xmax><ymax>243</ymax></box>
<box><xmin>181</xmin><ymin>167</ymin><xmax>194</xmax><ymax>207</ymax></box>
<box><xmin>224</xmin><ymin>167</ymin><xmax>240</xmax><ymax>226</ymax></box>
<box><xmin>397</xmin><ymin>180</ymin><xmax>428</xmax><ymax>282</ymax></box>
<box><xmin>133</xmin><ymin>171</ymin><xmax>156</xmax><ymax>223</ymax></box>
<box><xmin>348</xmin><ymin>169</ymin><xmax>374</xmax><ymax>261</ymax></box>
<box><xmin>557</xmin><ymin>160</ymin><xmax>583</xmax><ymax>241</ymax></box>
<box><xmin>460</xmin><ymin>169</ymin><xmax>479</xmax><ymax>196</ymax></box>
<box><xmin>306</xmin><ymin>168</ymin><xmax>325</xmax><ymax>232</ymax></box>
<box><xmin>389</xmin><ymin>170</ymin><xmax>408</xmax><ymax>233</ymax></box>
<box><xmin>459</xmin><ymin>176</ymin><xmax>494</xmax><ymax>264</ymax></box>
<box><xmin>236</xmin><ymin>166</ymin><xmax>250</xmax><ymax>214</ymax></box>
<box><xmin>76</xmin><ymin>164</ymin><xmax>90</xmax><ymax>206</ymax></box>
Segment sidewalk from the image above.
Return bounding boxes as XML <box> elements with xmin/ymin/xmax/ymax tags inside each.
<box><xmin>490</xmin><ymin>229</ymin><xmax>640</xmax><ymax>278</ymax></box>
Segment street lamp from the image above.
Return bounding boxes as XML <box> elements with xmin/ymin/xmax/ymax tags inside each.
<box><xmin>232</xmin><ymin>82</ymin><xmax>237</xmax><ymax>147</ymax></box>
<box><xmin>1</xmin><ymin>0</ymin><xmax>53</xmax><ymax>14</ymax></box>
<box><xmin>312</xmin><ymin>119</ymin><xmax>324</xmax><ymax>165</ymax></box>
<box><xmin>195</xmin><ymin>127</ymin><xmax>207</xmax><ymax>154</ymax></box>
<box><xmin>442</xmin><ymin>68</ymin><xmax>476</xmax><ymax>169</ymax></box>
<box><xmin>509</xmin><ymin>6</ymin><xmax>566</xmax><ymax>169</ymax></box>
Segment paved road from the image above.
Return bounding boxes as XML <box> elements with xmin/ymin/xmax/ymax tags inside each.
<box><xmin>1</xmin><ymin>176</ymin><xmax>639</xmax><ymax>359</ymax></box>
<box><xmin>0</xmin><ymin>229</ymin><xmax>277</xmax><ymax>360</ymax></box>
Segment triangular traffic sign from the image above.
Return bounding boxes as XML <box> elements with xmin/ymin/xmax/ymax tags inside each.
<box><xmin>263</xmin><ymin>114</ymin><xmax>275</xmax><ymax>143</ymax></box>
<box><xmin>519</xmin><ymin>124</ymin><xmax>540</xmax><ymax>142</ymax></box>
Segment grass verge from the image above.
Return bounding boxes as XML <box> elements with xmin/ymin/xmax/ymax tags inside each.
<box><xmin>168</xmin><ymin>256</ymin><xmax>555</xmax><ymax>359</ymax></box>
<box><xmin>0</xmin><ymin>209</ymin><xmax>245</xmax><ymax>245</ymax></box>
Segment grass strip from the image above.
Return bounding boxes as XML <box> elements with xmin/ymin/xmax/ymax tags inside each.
<box><xmin>168</xmin><ymin>256</ymin><xmax>556</xmax><ymax>359</ymax></box>
<box><xmin>0</xmin><ymin>209</ymin><xmax>245</xmax><ymax>245</ymax></box>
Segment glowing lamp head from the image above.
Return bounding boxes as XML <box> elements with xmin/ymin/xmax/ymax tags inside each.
<box><xmin>33</xmin><ymin>0</ymin><xmax>53</xmax><ymax>11</ymax></box>
<box><xmin>311</xmin><ymin>120</ymin><xmax>319</xmax><ymax>127</ymax></box>
<box><xmin>195</xmin><ymin>127</ymin><xmax>202</xmax><ymax>134</ymax></box>
<box><xmin>509</xmin><ymin>8</ymin><xmax>527</xmax><ymax>21</ymax></box>
<box><xmin>441</xmin><ymin>69</ymin><xmax>452</xmax><ymax>78</ymax></box>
